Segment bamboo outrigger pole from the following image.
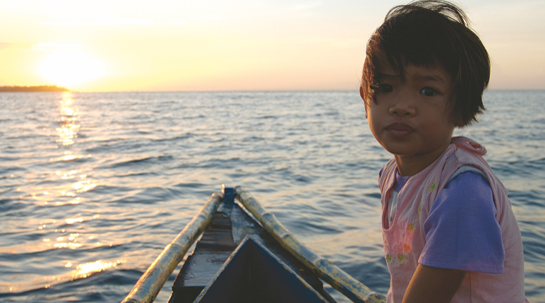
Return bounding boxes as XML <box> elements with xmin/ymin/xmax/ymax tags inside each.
<box><xmin>235</xmin><ymin>186</ymin><xmax>386</xmax><ymax>303</ymax></box>
<box><xmin>121</xmin><ymin>192</ymin><xmax>222</xmax><ymax>303</ymax></box>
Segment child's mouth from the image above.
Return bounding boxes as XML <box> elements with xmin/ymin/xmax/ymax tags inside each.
<box><xmin>386</xmin><ymin>122</ymin><xmax>414</xmax><ymax>136</ymax></box>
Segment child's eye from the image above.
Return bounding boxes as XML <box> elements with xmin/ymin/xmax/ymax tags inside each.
<box><xmin>420</xmin><ymin>87</ymin><xmax>438</xmax><ymax>96</ymax></box>
<box><xmin>371</xmin><ymin>84</ymin><xmax>393</xmax><ymax>93</ymax></box>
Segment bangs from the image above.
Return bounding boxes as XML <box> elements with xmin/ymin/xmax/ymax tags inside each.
<box><xmin>361</xmin><ymin>1</ymin><xmax>489</xmax><ymax>126</ymax></box>
<box><xmin>368</xmin><ymin>9</ymin><xmax>461</xmax><ymax>83</ymax></box>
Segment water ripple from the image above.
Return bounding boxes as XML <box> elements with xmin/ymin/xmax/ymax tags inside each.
<box><xmin>0</xmin><ymin>90</ymin><xmax>544</xmax><ymax>302</ymax></box>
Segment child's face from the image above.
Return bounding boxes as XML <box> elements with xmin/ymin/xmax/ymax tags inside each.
<box><xmin>362</xmin><ymin>63</ymin><xmax>456</xmax><ymax>175</ymax></box>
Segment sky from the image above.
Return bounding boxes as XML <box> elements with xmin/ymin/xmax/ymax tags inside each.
<box><xmin>0</xmin><ymin>0</ymin><xmax>543</xmax><ymax>92</ymax></box>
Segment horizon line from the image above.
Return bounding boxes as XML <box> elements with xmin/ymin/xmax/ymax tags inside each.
<box><xmin>58</xmin><ymin>88</ymin><xmax>545</xmax><ymax>93</ymax></box>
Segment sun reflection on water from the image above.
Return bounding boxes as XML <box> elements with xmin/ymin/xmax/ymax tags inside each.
<box><xmin>75</xmin><ymin>260</ymin><xmax>120</xmax><ymax>278</ymax></box>
<box><xmin>65</xmin><ymin>218</ymin><xmax>84</xmax><ymax>224</ymax></box>
<box><xmin>1</xmin><ymin>259</ymin><xmax>122</xmax><ymax>293</ymax></box>
<box><xmin>0</xmin><ymin>93</ymin><xmax>122</xmax><ymax>294</ymax></box>
<box><xmin>56</xmin><ymin>92</ymin><xmax>80</xmax><ymax>146</ymax></box>
<box><xmin>2</xmin><ymin>92</ymin><xmax>124</xmax><ymax>295</ymax></box>
<box><xmin>72</xmin><ymin>179</ymin><xmax>97</xmax><ymax>192</ymax></box>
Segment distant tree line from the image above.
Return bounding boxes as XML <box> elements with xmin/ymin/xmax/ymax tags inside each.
<box><xmin>0</xmin><ymin>85</ymin><xmax>69</xmax><ymax>92</ymax></box>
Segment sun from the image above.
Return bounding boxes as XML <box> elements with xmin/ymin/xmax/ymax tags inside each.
<box><xmin>39</xmin><ymin>50</ymin><xmax>105</xmax><ymax>88</ymax></box>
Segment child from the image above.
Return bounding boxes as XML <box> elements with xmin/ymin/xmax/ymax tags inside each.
<box><xmin>359</xmin><ymin>1</ymin><xmax>527</xmax><ymax>302</ymax></box>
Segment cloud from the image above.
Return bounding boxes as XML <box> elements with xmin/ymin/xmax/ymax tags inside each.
<box><xmin>167</xmin><ymin>15</ymin><xmax>224</xmax><ymax>25</ymax></box>
<box><xmin>39</xmin><ymin>15</ymin><xmax>155</xmax><ymax>26</ymax></box>
<box><xmin>169</xmin><ymin>20</ymin><xmax>187</xmax><ymax>25</ymax></box>
<box><xmin>289</xmin><ymin>1</ymin><xmax>323</xmax><ymax>11</ymax></box>
<box><xmin>32</xmin><ymin>43</ymin><xmax>79</xmax><ymax>52</ymax></box>
<box><xmin>0</xmin><ymin>42</ymin><xmax>32</xmax><ymax>50</ymax></box>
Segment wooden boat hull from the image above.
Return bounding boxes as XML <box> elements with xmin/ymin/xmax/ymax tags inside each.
<box><xmin>122</xmin><ymin>186</ymin><xmax>385</xmax><ymax>303</ymax></box>
<box><xmin>168</xmin><ymin>188</ymin><xmax>333</xmax><ymax>302</ymax></box>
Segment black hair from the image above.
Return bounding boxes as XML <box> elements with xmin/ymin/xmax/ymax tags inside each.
<box><xmin>361</xmin><ymin>0</ymin><xmax>490</xmax><ymax>126</ymax></box>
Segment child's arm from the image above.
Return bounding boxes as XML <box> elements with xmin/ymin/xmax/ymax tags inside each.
<box><xmin>403</xmin><ymin>264</ymin><xmax>465</xmax><ymax>303</ymax></box>
<box><xmin>406</xmin><ymin>171</ymin><xmax>503</xmax><ymax>302</ymax></box>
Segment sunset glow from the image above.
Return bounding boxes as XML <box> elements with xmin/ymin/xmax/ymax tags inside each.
<box><xmin>0</xmin><ymin>0</ymin><xmax>543</xmax><ymax>91</ymax></box>
<box><xmin>39</xmin><ymin>51</ymin><xmax>105</xmax><ymax>87</ymax></box>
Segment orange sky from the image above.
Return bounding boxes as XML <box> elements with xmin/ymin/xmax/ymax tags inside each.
<box><xmin>0</xmin><ymin>0</ymin><xmax>543</xmax><ymax>92</ymax></box>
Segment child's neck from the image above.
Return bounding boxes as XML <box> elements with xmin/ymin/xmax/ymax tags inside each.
<box><xmin>394</xmin><ymin>147</ymin><xmax>449</xmax><ymax>176</ymax></box>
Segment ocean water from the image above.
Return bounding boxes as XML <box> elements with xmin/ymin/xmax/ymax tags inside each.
<box><xmin>0</xmin><ymin>90</ymin><xmax>544</xmax><ymax>302</ymax></box>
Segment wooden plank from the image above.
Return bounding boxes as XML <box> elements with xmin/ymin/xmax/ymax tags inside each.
<box><xmin>168</xmin><ymin>202</ymin><xmax>333</xmax><ymax>303</ymax></box>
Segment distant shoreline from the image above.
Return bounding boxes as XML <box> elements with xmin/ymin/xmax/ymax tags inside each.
<box><xmin>0</xmin><ymin>85</ymin><xmax>69</xmax><ymax>92</ymax></box>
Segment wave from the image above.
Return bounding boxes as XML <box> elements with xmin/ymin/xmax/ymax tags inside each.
<box><xmin>105</xmin><ymin>155</ymin><xmax>174</xmax><ymax>169</ymax></box>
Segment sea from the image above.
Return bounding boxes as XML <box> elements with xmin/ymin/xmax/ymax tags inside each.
<box><xmin>0</xmin><ymin>90</ymin><xmax>544</xmax><ymax>303</ymax></box>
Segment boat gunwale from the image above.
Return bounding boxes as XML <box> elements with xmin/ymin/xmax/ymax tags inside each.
<box><xmin>122</xmin><ymin>186</ymin><xmax>386</xmax><ymax>303</ymax></box>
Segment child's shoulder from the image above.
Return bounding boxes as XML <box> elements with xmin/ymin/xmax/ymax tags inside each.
<box><xmin>447</xmin><ymin>137</ymin><xmax>490</xmax><ymax>174</ymax></box>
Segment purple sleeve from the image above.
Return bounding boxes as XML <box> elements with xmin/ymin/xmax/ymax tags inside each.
<box><xmin>418</xmin><ymin>172</ymin><xmax>505</xmax><ymax>274</ymax></box>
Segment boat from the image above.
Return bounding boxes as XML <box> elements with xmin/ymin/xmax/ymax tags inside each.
<box><xmin>122</xmin><ymin>186</ymin><xmax>386</xmax><ymax>303</ymax></box>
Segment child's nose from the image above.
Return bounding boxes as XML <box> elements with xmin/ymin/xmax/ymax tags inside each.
<box><xmin>388</xmin><ymin>98</ymin><xmax>416</xmax><ymax>117</ymax></box>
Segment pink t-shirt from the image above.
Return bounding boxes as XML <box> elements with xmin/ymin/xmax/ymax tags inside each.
<box><xmin>388</xmin><ymin>170</ymin><xmax>505</xmax><ymax>273</ymax></box>
<box><xmin>378</xmin><ymin>137</ymin><xmax>527</xmax><ymax>302</ymax></box>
